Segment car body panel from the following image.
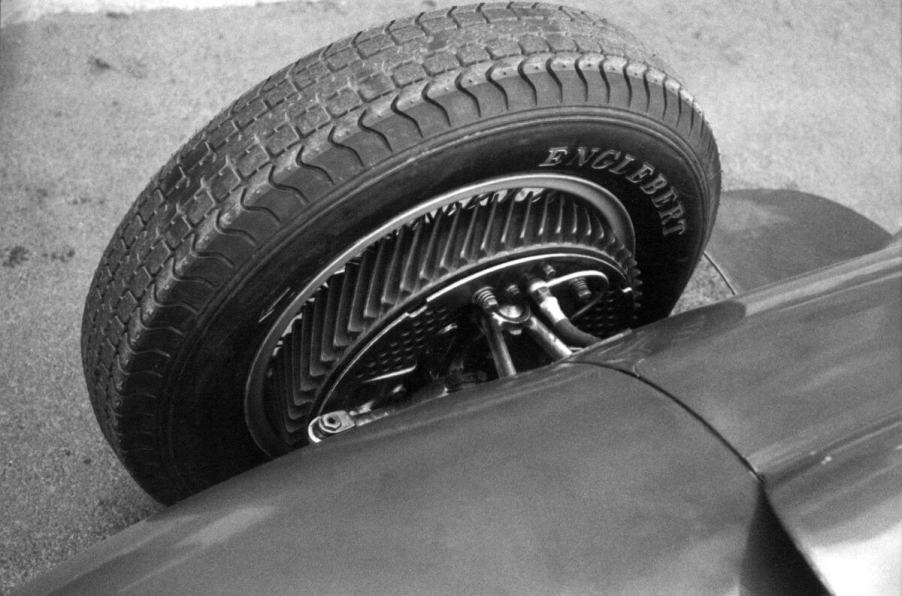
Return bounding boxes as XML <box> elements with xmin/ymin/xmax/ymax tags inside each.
<box><xmin>581</xmin><ymin>241</ymin><xmax>902</xmax><ymax>595</ymax></box>
<box><xmin>21</xmin><ymin>201</ymin><xmax>900</xmax><ymax>595</ymax></box>
<box><xmin>705</xmin><ymin>189</ymin><xmax>893</xmax><ymax>293</ymax></box>
<box><xmin>19</xmin><ymin>364</ymin><xmax>822</xmax><ymax>595</ymax></box>
<box><xmin>766</xmin><ymin>417</ymin><xmax>902</xmax><ymax>596</ymax></box>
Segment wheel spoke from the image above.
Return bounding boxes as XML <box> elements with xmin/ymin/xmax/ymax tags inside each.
<box><xmin>251</xmin><ymin>179</ymin><xmax>640</xmax><ymax>450</ymax></box>
<box><xmin>482</xmin><ymin>317</ymin><xmax>518</xmax><ymax>378</ymax></box>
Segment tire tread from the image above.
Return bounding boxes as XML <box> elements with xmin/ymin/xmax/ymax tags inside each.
<box><xmin>81</xmin><ymin>2</ymin><xmax>720</xmax><ymax>502</ymax></box>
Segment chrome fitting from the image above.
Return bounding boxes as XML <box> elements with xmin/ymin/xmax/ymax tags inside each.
<box><xmin>308</xmin><ymin>410</ymin><xmax>356</xmax><ymax>444</ymax></box>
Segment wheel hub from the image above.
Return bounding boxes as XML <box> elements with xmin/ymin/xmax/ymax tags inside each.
<box><xmin>247</xmin><ymin>176</ymin><xmax>642</xmax><ymax>453</ymax></box>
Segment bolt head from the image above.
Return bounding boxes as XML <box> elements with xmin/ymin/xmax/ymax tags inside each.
<box><xmin>498</xmin><ymin>303</ymin><xmax>524</xmax><ymax>319</ymax></box>
<box><xmin>320</xmin><ymin>414</ymin><xmax>342</xmax><ymax>432</ymax></box>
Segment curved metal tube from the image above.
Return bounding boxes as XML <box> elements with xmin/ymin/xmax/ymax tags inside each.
<box><xmin>527</xmin><ymin>279</ymin><xmax>602</xmax><ymax>348</ymax></box>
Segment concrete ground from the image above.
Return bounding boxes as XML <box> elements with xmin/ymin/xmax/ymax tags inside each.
<box><xmin>1</xmin><ymin>0</ymin><xmax>899</xmax><ymax>592</ymax></box>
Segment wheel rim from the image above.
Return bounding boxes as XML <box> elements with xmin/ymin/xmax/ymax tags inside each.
<box><xmin>245</xmin><ymin>173</ymin><xmax>638</xmax><ymax>456</ymax></box>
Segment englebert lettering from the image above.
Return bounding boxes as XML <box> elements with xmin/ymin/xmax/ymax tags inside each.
<box><xmin>538</xmin><ymin>146</ymin><xmax>687</xmax><ymax>237</ymax></box>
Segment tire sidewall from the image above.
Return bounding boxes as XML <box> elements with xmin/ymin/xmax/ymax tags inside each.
<box><xmin>164</xmin><ymin>107</ymin><xmax>714</xmax><ymax>488</ymax></box>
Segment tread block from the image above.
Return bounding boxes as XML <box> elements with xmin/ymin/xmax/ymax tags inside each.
<box><xmin>549</xmin><ymin>54</ymin><xmax>586</xmax><ymax>104</ymax></box>
<box><xmin>261</xmin><ymin>123</ymin><xmax>301</xmax><ymax>158</ymax></box>
<box><xmin>396</xmin><ymin>82</ymin><xmax>450</xmax><ymax>138</ymax></box>
<box><xmin>423</xmin><ymin>51</ymin><xmax>460</xmax><ymax>76</ymax></box>
<box><xmin>520</xmin><ymin>54</ymin><xmax>563</xmax><ymax>106</ymax></box>
<box><xmin>517</xmin><ymin>33</ymin><xmax>550</xmax><ymax>54</ymax></box>
<box><xmin>289</xmin><ymin>104</ymin><xmax>330</xmax><ymax>137</ymax></box>
<box><xmin>576</xmin><ymin>54</ymin><xmax>607</xmax><ymax>105</ymax></box>
<box><xmin>360</xmin><ymin>96</ymin><xmax>421</xmax><ymax>152</ymax></box>
<box><xmin>488</xmin><ymin>58</ymin><xmax>536</xmax><ymax>111</ymax></box>
<box><xmin>458</xmin><ymin>63</ymin><xmax>507</xmax><ymax>118</ymax></box>
<box><xmin>601</xmin><ymin>55</ymin><xmax>631</xmax><ymax>109</ymax></box>
<box><xmin>643</xmin><ymin>67</ymin><xmax>668</xmax><ymax>119</ymax></box>
<box><xmin>244</xmin><ymin>174</ymin><xmax>307</xmax><ymax>220</ymax></box>
<box><xmin>425</xmin><ymin>71</ymin><xmax>480</xmax><ymax>128</ymax></box>
<box><xmin>625</xmin><ymin>62</ymin><xmax>650</xmax><ymax>113</ymax></box>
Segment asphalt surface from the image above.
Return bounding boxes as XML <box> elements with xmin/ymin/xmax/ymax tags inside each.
<box><xmin>1</xmin><ymin>0</ymin><xmax>900</xmax><ymax>592</ymax></box>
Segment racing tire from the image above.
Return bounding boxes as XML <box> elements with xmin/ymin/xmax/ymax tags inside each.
<box><xmin>82</xmin><ymin>2</ymin><xmax>720</xmax><ymax>504</ymax></box>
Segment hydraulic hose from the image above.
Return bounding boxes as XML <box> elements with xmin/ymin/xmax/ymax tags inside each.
<box><xmin>527</xmin><ymin>280</ymin><xmax>602</xmax><ymax>348</ymax></box>
<box><xmin>549</xmin><ymin>317</ymin><xmax>600</xmax><ymax>348</ymax></box>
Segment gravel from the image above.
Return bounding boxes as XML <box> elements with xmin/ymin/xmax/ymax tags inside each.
<box><xmin>1</xmin><ymin>0</ymin><xmax>899</xmax><ymax>592</ymax></box>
